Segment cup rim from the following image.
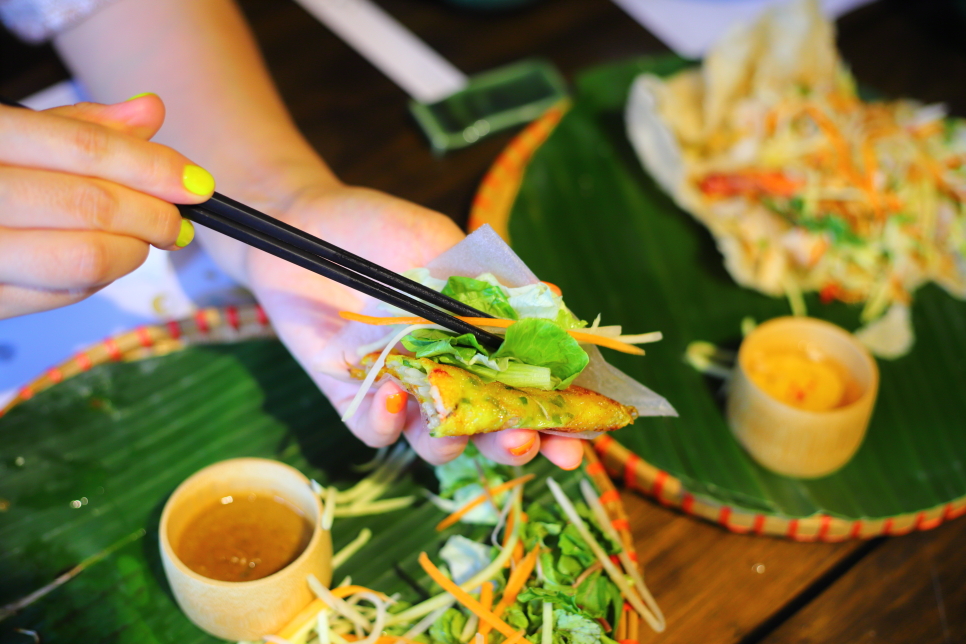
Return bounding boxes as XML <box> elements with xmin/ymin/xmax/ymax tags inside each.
<box><xmin>159</xmin><ymin>457</ymin><xmax>326</xmax><ymax>588</ymax></box>
<box><xmin>736</xmin><ymin>316</ymin><xmax>879</xmax><ymax>417</ymax></box>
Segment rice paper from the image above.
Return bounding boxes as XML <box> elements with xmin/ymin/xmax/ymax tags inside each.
<box><xmin>319</xmin><ymin>224</ymin><xmax>676</xmax><ymax>425</ymax></box>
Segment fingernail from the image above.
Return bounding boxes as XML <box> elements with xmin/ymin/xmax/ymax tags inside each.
<box><xmin>126</xmin><ymin>92</ymin><xmax>156</xmax><ymax>101</ymax></box>
<box><xmin>175</xmin><ymin>219</ymin><xmax>195</xmax><ymax>248</ymax></box>
<box><xmin>183</xmin><ymin>165</ymin><xmax>215</xmax><ymax>196</ymax></box>
<box><xmin>507</xmin><ymin>434</ymin><xmax>537</xmax><ymax>457</ymax></box>
<box><xmin>385</xmin><ymin>392</ymin><xmax>407</xmax><ymax>414</ymax></box>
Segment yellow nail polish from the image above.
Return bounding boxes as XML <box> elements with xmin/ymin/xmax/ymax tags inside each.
<box><xmin>175</xmin><ymin>219</ymin><xmax>195</xmax><ymax>248</ymax></box>
<box><xmin>183</xmin><ymin>165</ymin><xmax>215</xmax><ymax>196</ymax></box>
<box><xmin>126</xmin><ymin>92</ymin><xmax>156</xmax><ymax>101</ymax></box>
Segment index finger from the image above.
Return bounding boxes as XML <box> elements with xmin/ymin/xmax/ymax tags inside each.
<box><xmin>0</xmin><ymin>104</ymin><xmax>214</xmax><ymax>204</ymax></box>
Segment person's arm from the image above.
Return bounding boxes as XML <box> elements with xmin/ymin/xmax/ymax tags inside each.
<box><xmin>54</xmin><ymin>0</ymin><xmax>333</xmax><ymax>283</ymax></box>
<box><xmin>53</xmin><ymin>0</ymin><xmax>584</xmax><ymax>470</ymax></box>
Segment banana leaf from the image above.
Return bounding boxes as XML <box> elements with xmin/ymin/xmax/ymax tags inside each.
<box><xmin>506</xmin><ymin>56</ymin><xmax>966</xmax><ymax>519</ymax></box>
<box><xmin>0</xmin><ymin>340</ymin><xmax>584</xmax><ymax>643</ymax></box>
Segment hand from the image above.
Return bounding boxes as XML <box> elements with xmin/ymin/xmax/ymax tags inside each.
<box><xmin>243</xmin><ymin>182</ymin><xmax>584</xmax><ymax>469</ymax></box>
<box><xmin>0</xmin><ymin>96</ymin><xmax>214</xmax><ymax>319</ymax></box>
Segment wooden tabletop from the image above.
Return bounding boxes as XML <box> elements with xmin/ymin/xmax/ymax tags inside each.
<box><xmin>2</xmin><ymin>1</ymin><xmax>965</xmax><ymax>642</ymax></box>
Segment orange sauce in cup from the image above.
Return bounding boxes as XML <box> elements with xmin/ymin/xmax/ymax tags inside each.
<box><xmin>744</xmin><ymin>346</ymin><xmax>862</xmax><ymax>412</ymax></box>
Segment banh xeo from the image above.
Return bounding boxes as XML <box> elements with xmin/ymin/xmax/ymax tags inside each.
<box><xmin>334</xmin><ymin>225</ymin><xmax>675</xmax><ymax>437</ymax></box>
<box><xmin>626</xmin><ymin>0</ymin><xmax>966</xmax><ymax>357</ymax></box>
<box><xmin>261</xmin><ymin>445</ymin><xmax>664</xmax><ymax>644</ymax></box>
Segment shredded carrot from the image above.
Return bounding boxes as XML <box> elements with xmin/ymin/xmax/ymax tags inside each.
<box><xmin>481</xmin><ymin>546</ymin><xmax>541</xmax><ymax>637</ymax></box>
<box><xmin>418</xmin><ymin>552</ymin><xmax>525</xmax><ymax>641</ymax></box>
<box><xmin>511</xmin><ymin>541</ymin><xmax>524</xmax><ymax>566</ymax></box>
<box><xmin>436</xmin><ymin>474</ymin><xmax>535</xmax><ymax>531</ymax></box>
<box><xmin>275</xmin><ymin>585</ymin><xmax>392</xmax><ymax>640</ymax></box>
<box><xmin>541</xmin><ymin>281</ymin><xmax>563</xmax><ymax>296</ymax></box>
<box><xmin>277</xmin><ymin>598</ymin><xmax>327</xmax><ymax>640</ymax></box>
<box><xmin>477</xmin><ymin>581</ymin><xmax>494</xmax><ymax>641</ymax></box>
<box><xmin>338</xmin><ymin>312</ymin><xmax>646</xmax><ymax>356</ymax></box>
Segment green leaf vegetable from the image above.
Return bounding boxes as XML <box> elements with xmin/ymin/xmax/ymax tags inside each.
<box><xmin>400</xmin><ymin>274</ymin><xmax>592</xmax><ymax>391</ymax></box>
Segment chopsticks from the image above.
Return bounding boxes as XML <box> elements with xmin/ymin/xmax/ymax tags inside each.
<box><xmin>1</xmin><ymin>96</ymin><xmax>505</xmax><ymax>349</ymax></box>
<box><xmin>179</xmin><ymin>197</ymin><xmax>504</xmax><ymax>347</ymax></box>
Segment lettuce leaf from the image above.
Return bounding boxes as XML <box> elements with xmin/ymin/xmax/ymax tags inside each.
<box><xmin>442</xmin><ymin>276</ymin><xmax>518</xmax><ymax>320</ymax></box>
<box><xmin>428</xmin><ymin>608</ymin><xmax>466</xmax><ymax>644</ymax></box>
<box><xmin>493</xmin><ymin>318</ymin><xmax>589</xmax><ymax>390</ymax></box>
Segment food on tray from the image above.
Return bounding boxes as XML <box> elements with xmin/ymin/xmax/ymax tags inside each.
<box><xmin>269</xmin><ymin>447</ymin><xmax>665</xmax><ymax>644</ymax></box>
<box><xmin>332</xmin><ymin>226</ymin><xmax>676</xmax><ymax>436</ymax></box>
<box><xmin>626</xmin><ymin>0</ymin><xmax>966</xmax><ymax>357</ymax></box>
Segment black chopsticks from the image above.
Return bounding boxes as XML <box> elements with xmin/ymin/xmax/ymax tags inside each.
<box><xmin>179</xmin><ymin>198</ymin><xmax>504</xmax><ymax>348</ymax></box>
<box><xmin>1</xmin><ymin>95</ymin><xmax>505</xmax><ymax>349</ymax></box>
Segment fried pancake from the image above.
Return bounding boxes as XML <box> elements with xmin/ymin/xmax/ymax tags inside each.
<box><xmin>379</xmin><ymin>355</ymin><xmax>638</xmax><ymax>438</ymax></box>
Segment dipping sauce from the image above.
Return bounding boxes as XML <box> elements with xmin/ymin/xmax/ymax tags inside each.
<box><xmin>175</xmin><ymin>493</ymin><xmax>313</xmax><ymax>582</ymax></box>
<box><xmin>744</xmin><ymin>346</ymin><xmax>862</xmax><ymax>411</ymax></box>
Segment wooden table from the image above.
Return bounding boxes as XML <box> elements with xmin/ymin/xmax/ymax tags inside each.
<box><xmin>2</xmin><ymin>1</ymin><xmax>965</xmax><ymax>641</ymax></box>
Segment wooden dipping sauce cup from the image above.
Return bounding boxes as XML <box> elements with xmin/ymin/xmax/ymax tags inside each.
<box><xmin>726</xmin><ymin>317</ymin><xmax>879</xmax><ymax>478</ymax></box>
<box><xmin>160</xmin><ymin>458</ymin><xmax>332</xmax><ymax>641</ymax></box>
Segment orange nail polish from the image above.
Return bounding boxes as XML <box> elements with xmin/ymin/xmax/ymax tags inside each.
<box><xmin>507</xmin><ymin>435</ymin><xmax>536</xmax><ymax>456</ymax></box>
<box><xmin>385</xmin><ymin>392</ymin><xmax>407</xmax><ymax>414</ymax></box>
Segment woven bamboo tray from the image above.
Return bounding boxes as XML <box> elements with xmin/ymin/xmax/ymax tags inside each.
<box><xmin>468</xmin><ymin>89</ymin><xmax>966</xmax><ymax>541</ymax></box>
<box><xmin>0</xmin><ymin>305</ymin><xmax>649</xmax><ymax>642</ymax></box>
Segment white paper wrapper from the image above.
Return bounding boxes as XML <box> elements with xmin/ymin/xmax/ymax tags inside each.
<box><xmin>318</xmin><ymin>225</ymin><xmax>677</xmax><ymax>425</ymax></box>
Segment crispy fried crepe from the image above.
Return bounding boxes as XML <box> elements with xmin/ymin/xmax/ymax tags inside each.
<box><xmin>377</xmin><ymin>355</ymin><xmax>637</xmax><ymax>438</ymax></box>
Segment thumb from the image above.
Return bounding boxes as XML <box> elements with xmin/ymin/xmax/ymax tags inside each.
<box><xmin>44</xmin><ymin>93</ymin><xmax>166</xmax><ymax>140</ymax></box>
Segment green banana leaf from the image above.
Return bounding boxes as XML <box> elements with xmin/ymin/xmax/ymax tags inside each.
<box><xmin>507</xmin><ymin>55</ymin><xmax>966</xmax><ymax>519</ymax></box>
<box><xmin>0</xmin><ymin>340</ymin><xmax>584</xmax><ymax>643</ymax></box>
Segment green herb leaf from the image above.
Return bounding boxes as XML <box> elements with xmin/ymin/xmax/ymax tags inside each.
<box><xmin>574</xmin><ymin>569</ymin><xmax>618</xmax><ymax>620</ymax></box>
<box><xmin>493</xmin><ymin>318</ymin><xmax>590</xmax><ymax>390</ymax></box>
<box><xmin>429</xmin><ymin>608</ymin><xmax>467</xmax><ymax>644</ymax></box>
<box><xmin>552</xmin><ymin>611</ymin><xmax>607</xmax><ymax>644</ymax></box>
<box><xmin>442</xmin><ymin>276</ymin><xmax>519</xmax><ymax>320</ymax></box>
<box><xmin>517</xmin><ymin>587</ymin><xmax>581</xmax><ymax>613</ymax></box>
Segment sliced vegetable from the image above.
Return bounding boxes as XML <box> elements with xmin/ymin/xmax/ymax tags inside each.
<box><xmin>436</xmin><ymin>474</ymin><xmax>535</xmax><ymax>531</ymax></box>
<box><xmin>337</xmin><ymin>312</ymin><xmax>647</xmax><ymax>356</ymax></box>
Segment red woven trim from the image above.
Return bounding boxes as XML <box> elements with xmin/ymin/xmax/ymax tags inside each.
<box><xmin>817</xmin><ymin>515</ymin><xmax>832</xmax><ymax>541</ymax></box>
<box><xmin>947</xmin><ymin>503</ymin><xmax>966</xmax><ymax>519</ymax></box>
<box><xmin>599</xmin><ymin>490</ymin><xmax>621</xmax><ymax>505</ymax></box>
<box><xmin>849</xmin><ymin>520</ymin><xmax>864</xmax><ymax>539</ymax></box>
<box><xmin>611</xmin><ymin>518</ymin><xmax>630</xmax><ymax>531</ymax></box>
<box><xmin>918</xmin><ymin>511</ymin><xmax>943</xmax><ymax>531</ymax></box>
<box><xmin>46</xmin><ymin>368</ymin><xmax>64</xmax><ymax>384</ymax></box>
<box><xmin>473</xmin><ymin>193</ymin><xmax>493</xmax><ymax>211</ymax></box>
<box><xmin>75</xmin><ymin>352</ymin><xmax>93</xmax><ymax>372</ymax></box>
<box><xmin>627</xmin><ymin>551</ymin><xmax>638</xmax><ymax>563</ymax></box>
<box><xmin>619</xmin><ymin>640</ymin><xmax>636</xmax><ymax>644</ymax></box>
<box><xmin>718</xmin><ymin>506</ymin><xmax>732</xmax><ymax>528</ymax></box>
<box><xmin>226</xmin><ymin>306</ymin><xmax>240</xmax><ymax>330</ymax></box>
<box><xmin>752</xmin><ymin>514</ymin><xmax>766</xmax><ymax>535</ymax></box>
<box><xmin>594</xmin><ymin>434</ymin><xmax>615</xmax><ymax>453</ymax></box>
<box><xmin>18</xmin><ymin>386</ymin><xmax>33</xmax><ymax>401</ymax></box>
<box><xmin>194</xmin><ymin>310</ymin><xmax>210</xmax><ymax>334</ymax></box>
<box><xmin>650</xmin><ymin>469</ymin><xmax>668</xmax><ymax>504</ymax></box>
<box><xmin>104</xmin><ymin>338</ymin><xmax>122</xmax><ymax>362</ymax></box>
<box><xmin>882</xmin><ymin>518</ymin><xmax>894</xmax><ymax>536</ymax></box>
<box><xmin>256</xmin><ymin>305</ymin><xmax>269</xmax><ymax>326</ymax></box>
<box><xmin>166</xmin><ymin>321</ymin><xmax>182</xmax><ymax>340</ymax></box>
<box><xmin>136</xmin><ymin>327</ymin><xmax>153</xmax><ymax>348</ymax></box>
<box><xmin>681</xmin><ymin>493</ymin><xmax>695</xmax><ymax>514</ymax></box>
<box><xmin>585</xmin><ymin>461</ymin><xmax>605</xmax><ymax>476</ymax></box>
<box><xmin>623</xmin><ymin>452</ymin><xmax>639</xmax><ymax>489</ymax></box>
<box><xmin>787</xmin><ymin>519</ymin><xmax>800</xmax><ymax>539</ymax></box>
